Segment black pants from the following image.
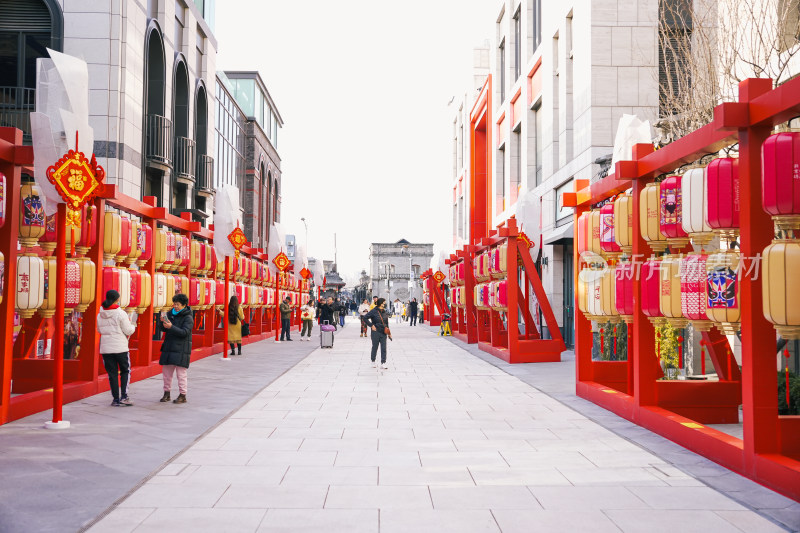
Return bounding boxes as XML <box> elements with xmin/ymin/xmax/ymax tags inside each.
<box><xmin>409</xmin><ymin>313</ymin><xmax>417</xmax><ymax>326</ymax></box>
<box><xmin>280</xmin><ymin>318</ymin><xmax>292</xmax><ymax>340</ymax></box>
<box><xmin>370</xmin><ymin>330</ymin><xmax>387</xmax><ymax>364</ymax></box>
<box><xmin>102</xmin><ymin>352</ymin><xmax>130</xmax><ymax>400</ymax></box>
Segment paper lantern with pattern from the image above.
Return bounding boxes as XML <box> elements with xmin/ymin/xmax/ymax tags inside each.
<box><xmin>706</xmin><ymin>157</ymin><xmax>740</xmax><ymax>239</ymax></box>
<box><xmin>38</xmin><ymin>256</ymin><xmax>58</xmax><ymax>318</ymax></box>
<box><xmin>136</xmin><ymin>224</ymin><xmax>152</xmax><ymax>268</ymax></box>
<box><xmin>64</xmin><ymin>259</ymin><xmax>80</xmax><ymax>315</ymax></box>
<box><xmin>641</xmin><ymin>259</ymin><xmax>664</xmax><ymax>324</ymax></box>
<box><xmin>705</xmin><ymin>249</ymin><xmax>741</xmax><ymax>334</ymax></box>
<box><xmin>164</xmin><ymin>232</ymin><xmax>176</xmax><ymax>271</ymax></box>
<box><xmin>153</xmin><ymin>228</ymin><xmax>167</xmax><ymax>270</ymax></box>
<box><xmin>128</xmin><ymin>270</ymin><xmax>143</xmax><ymax>311</ymax></box>
<box><xmin>153</xmin><ymin>273</ymin><xmax>168</xmax><ymax>311</ymax></box>
<box><xmin>761</xmin><ymin>131</ymin><xmax>800</xmax><ymax>231</ymax></box>
<box><xmin>614</xmin><ymin>192</ymin><xmax>634</xmax><ymax>255</ymax></box>
<box><xmin>659</xmin><ymin>176</ymin><xmax>690</xmax><ymax>250</ymax></box>
<box><xmin>16</xmin><ymin>255</ymin><xmax>45</xmax><ymax>318</ymax></box>
<box><xmin>137</xmin><ymin>271</ymin><xmax>152</xmax><ymax>314</ymax></box>
<box><xmin>762</xmin><ymin>239</ymin><xmax>800</xmax><ymax>339</ymax></box>
<box><xmin>680</xmin><ymin>253</ymin><xmax>712</xmax><ymax>330</ymax></box>
<box><xmin>615</xmin><ymin>261</ymin><xmax>634</xmax><ymax>322</ymax></box>
<box><xmin>163</xmin><ymin>275</ymin><xmax>175</xmax><ymax>311</ymax></box>
<box><xmin>124</xmin><ymin>220</ymin><xmax>142</xmax><ymax>266</ymax></box>
<box><xmin>587</xmin><ymin>274</ymin><xmax>603</xmax><ymax>319</ymax></box>
<box><xmin>640</xmin><ymin>183</ymin><xmax>668</xmax><ymax>254</ymax></box>
<box><xmin>190</xmin><ymin>240</ymin><xmax>201</xmax><ymax>275</ymax></box>
<box><xmin>681</xmin><ymin>167</ymin><xmax>714</xmax><ymax>248</ymax></box>
<box><xmin>103</xmin><ymin>212</ymin><xmax>121</xmax><ymax>261</ymax></box>
<box><xmin>600</xmin><ymin>203</ymin><xmax>621</xmax><ymax>258</ymax></box>
<box><xmin>40</xmin><ymin>212</ymin><xmax>81</xmax><ymax>253</ymax></box>
<box><xmin>75</xmin><ymin>257</ymin><xmax>96</xmax><ymax>313</ymax></box>
<box><xmin>18</xmin><ymin>183</ymin><xmax>46</xmax><ymax>248</ymax></box>
<box><xmin>600</xmin><ymin>266</ymin><xmax>619</xmax><ymax>322</ymax></box>
<box><xmin>589</xmin><ymin>210</ymin><xmax>603</xmax><ymax>256</ymax></box>
<box><xmin>577</xmin><ymin>269</ymin><xmax>591</xmax><ymax>320</ymax></box>
<box><xmin>114</xmin><ymin>217</ymin><xmax>132</xmax><ymax>264</ymax></box>
<box><xmin>489</xmin><ymin>244</ymin><xmax>508</xmax><ymax>278</ymax></box>
<box><xmin>75</xmin><ymin>205</ymin><xmax>97</xmax><ymax>257</ymax></box>
<box><xmin>659</xmin><ymin>254</ymin><xmax>686</xmax><ymax>327</ymax></box>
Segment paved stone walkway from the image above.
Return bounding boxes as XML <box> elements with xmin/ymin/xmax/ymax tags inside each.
<box><xmin>87</xmin><ymin>320</ymin><xmax>792</xmax><ymax>533</ymax></box>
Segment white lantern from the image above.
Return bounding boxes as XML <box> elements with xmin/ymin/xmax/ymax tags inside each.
<box><xmin>681</xmin><ymin>167</ymin><xmax>714</xmax><ymax>248</ymax></box>
<box><xmin>16</xmin><ymin>255</ymin><xmax>45</xmax><ymax>318</ymax></box>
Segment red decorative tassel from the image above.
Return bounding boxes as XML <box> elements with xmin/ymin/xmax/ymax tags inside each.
<box><xmin>677</xmin><ymin>336</ymin><xmax>684</xmax><ymax>369</ymax></box>
<box><xmin>786</xmin><ymin>348</ymin><xmax>791</xmax><ymax>409</ymax></box>
<box><xmin>70</xmin><ymin>226</ymin><xmax>75</xmax><ymax>257</ymax></box>
<box><xmin>699</xmin><ymin>340</ymin><xmax>706</xmax><ymax>375</ymax></box>
<box><xmin>600</xmin><ymin>327</ymin><xmax>604</xmax><ymax>352</ymax></box>
<box><xmin>613</xmin><ymin>326</ymin><xmax>617</xmax><ymax>356</ymax></box>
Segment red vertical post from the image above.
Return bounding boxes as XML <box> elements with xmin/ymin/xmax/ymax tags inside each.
<box><xmin>632</xmin><ymin>179</ymin><xmax>657</xmax><ymax>408</ymax></box>
<box><xmin>50</xmin><ymin>203</ymin><xmax>67</xmax><ymax>426</ymax></box>
<box><xmin>222</xmin><ymin>259</ymin><xmax>229</xmax><ymax>360</ymax></box>
<box><xmin>574</xmin><ymin>204</ymin><xmax>593</xmax><ymax>388</ymax></box>
<box><xmin>507</xmin><ymin>228</ymin><xmax>519</xmax><ymax>355</ymax></box>
<box><xmin>274</xmin><ymin>277</ymin><xmax>280</xmax><ymax>341</ymax></box>
<box><xmin>737</xmin><ymin>78</ymin><xmax>779</xmax><ymax>461</ymax></box>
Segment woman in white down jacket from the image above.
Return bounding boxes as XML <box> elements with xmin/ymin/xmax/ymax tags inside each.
<box><xmin>97</xmin><ymin>290</ymin><xmax>136</xmax><ymax>406</ymax></box>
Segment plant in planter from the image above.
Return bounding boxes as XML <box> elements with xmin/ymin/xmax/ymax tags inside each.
<box><xmin>657</xmin><ymin>322</ymin><xmax>680</xmax><ymax>380</ymax></box>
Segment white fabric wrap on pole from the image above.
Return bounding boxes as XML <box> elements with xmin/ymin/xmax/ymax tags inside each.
<box><xmin>31</xmin><ymin>50</ymin><xmax>94</xmax><ymax>216</ymax></box>
<box><xmin>267</xmin><ymin>223</ymin><xmax>285</xmax><ymax>276</ymax></box>
<box><xmin>213</xmin><ymin>185</ymin><xmax>241</xmax><ymax>259</ymax></box>
<box><xmin>513</xmin><ymin>188</ymin><xmax>541</xmax><ymax>247</ymax></box>
<box><xmin>611</xmin><ymin>114</ymin><xmax>652</xmax><ymax>167</ymax></box>
<box><xmin>313</xmin><ymin>259</ymin><xmax>325</xmax><ymax>287</ymax></box>
<box><xmin>293</xmin><ymin>243</ymin><xmax>307</xmax><ymax>278</ymax></box>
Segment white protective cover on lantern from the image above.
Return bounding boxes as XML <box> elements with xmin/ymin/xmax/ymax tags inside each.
<box><xmin>267</xmin><ymin>222</ymin><xmax>286</xmax><ymax>277</ymax></box>
<box><xmin>312</xmin><ymin>257</ymin><xmax>325</xmax><ymax>287</ymax></box>
<box><xmin>31</xmin><ymin>50</ymin><xmax>94</xmax><ymax>216</ymax></box>
<box><xmin>212</xmin><ymin>185</ymin><xmax>241</xmax><ymax>261</ymax></box>
<box><xmin>436</xmin><ymin>250</ymin><xmax>450</xmax><ymax>284</ymax></box>
<box><xmin>514</xmin><ymin>189</ymin><xmax>541</xmax><ymax>249</ymax></box>
<box><xmin>293</xmin><ymin>243</ymin><xmax>307</xmax><ymax>279</ymax></box>
<box><xmin>611</xmin><ymin>114</ymin><xmax>652</xmax><ymax>167</ymax></box>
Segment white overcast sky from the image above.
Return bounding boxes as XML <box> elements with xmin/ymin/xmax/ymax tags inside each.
<box><xmin>215</xmin><ymin>0</ymin><xmax>498</xmax><ymax>282</ymax></box>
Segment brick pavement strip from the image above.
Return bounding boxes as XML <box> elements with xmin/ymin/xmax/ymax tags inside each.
<box><xmin>1</xmin><ymin>318</ymin><xmax>797</xmax><ymax>532</ymax></box>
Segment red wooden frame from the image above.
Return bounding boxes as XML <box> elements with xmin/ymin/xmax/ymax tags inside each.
<box><xmin>564</xmin><ymin>78</ymin><xmax>800</xmax><ymax>502</ymax></box>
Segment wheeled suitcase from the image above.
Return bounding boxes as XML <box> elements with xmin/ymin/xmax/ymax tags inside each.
<box><xmin>320</xmin><ymin>321</ymin><xmax>335</xmax><ymax>348</ymax></box>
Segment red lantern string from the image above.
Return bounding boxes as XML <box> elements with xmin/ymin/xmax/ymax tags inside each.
<box><xmin>785</xmin><ymin>348</ymin><xmax>791</xmax><ymax>409</ymax></box>
<box><xmin>600</xmin><ymin>327</ymin><xmax>605</xmax><ymax>353</ymax></box>
<box><xmin>677</xmin><ymin>335</ymin><xmax>684</xmax><ymax>369</ymax></box>
<box><xmin>613</xmin><ymin>326</ymin><xmax>617</xmax><ymax>356</ymax></box>
<box><xmin>699</xmin><ymin>340</ymin><xmax>706</xmax><ymax>375</ymax></box>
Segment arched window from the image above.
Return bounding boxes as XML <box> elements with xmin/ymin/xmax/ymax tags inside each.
<box><xmin>272</xmin><ymin>178</ymin><xmax>279</xmax><ymax>224</ymax></box>
<box><xmin>172</xmin><ymin>56</ymin><xmax>192</xmax><ymax>211</ymax></box>
<box><xmin>143</xmin><ymin>21</ymin><xmax>167</xmax><ymax>198</ymax></box>
<box><xmin>259</xmin><ymin>162</ymin><xmax>266</xmax><ymax>246</ymax></box>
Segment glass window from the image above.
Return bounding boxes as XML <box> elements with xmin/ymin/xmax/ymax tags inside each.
<box><xmin>499</xmin><ymin>39</ymin><xmax>506</xmax><ymax>103</ymax></box>
<box><xmin>514</xmin><ymin>8</ymin><xmax>521</xmax><ymax>81</ymax></box>
<box><xmin>232</xmin><ymin>78</ymin><xmax>255</xmax><ymax>116</ymax></box>
<box><xmin>534</xmin><ymin>104</ymin><xmax>543</xmax><ymax>185</ymax></box>
<box><xmin>555</xmin><ymin>179</ymin><xmax>574</xmax><ymax>223</ymax></box>
<box><xmin>532</xmin><ymin>0</ymin><xmax>542</xmax><ymax>52</ymax></box>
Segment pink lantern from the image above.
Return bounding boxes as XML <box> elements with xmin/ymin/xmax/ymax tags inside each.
<box><xmin>136</xmin><ymin>224</ymin><xmax>153</xmax><ymax>267</ymax></box>
<box><xmin>641</xmin><ymin>259</ymin><xmax>663</xmax><ymax>323</ymax></box>
<box><xmin>706</xmin><ymin>157</ymin><xmax>740</xmax><ymax>238</ymax></box>
<box><xmin>761</xmin><ymin>131</ymin><xmax>800</xmax><ymax>231</ymax></box>
<box><xmin>615</xmin><ymin>261</ymin><xmax>634</xmax><ymax>321</ymax></box>
<box><xmin>128</xmin><ymin>270</ymin><xmax>143</xmax><ymax>310</ymax></box>
<box><xmin>577</xmin><ymin>211</ymin><xmax>590</xmax><ymax>256</ymax></box>
<box><xmin>680</xmin><ymin>253</ymin><xmax>712</xmax><ymax>330</ymax></box>
<box><xmin>600</xmin><ymin>203</ymin><xmax>621</xmax><ymax>256</ymax></box>
<box><xmin>659</xmin><ymin>176</ymin><xmax>689</xmax><ymax>248</ymax></box>
<box><xmin>164</xmin><ymin>232</ymin><xmax>176</xmax><ymax>271</ymax></box>
<box><xmin>116</xmin><ymin>217</ymin><xmax>132</xmax><ymax>264</ymax></box>
<box><xmin>189</xmin><ymin>278</ymin><xmax>202</xmax><ymax>307</ymax></box>
<box><xmin>64</xmin><ymin>259</ymin><xmax>81</xmax><ymax>315</ymax></box>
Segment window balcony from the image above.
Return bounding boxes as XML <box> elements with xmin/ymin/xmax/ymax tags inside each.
<box><xmin>174</xmin><ymin>136</ymin><xmax>196</xmax><ymax>185</ymax></box>
<box><xmin>0</xmin><ymin>86</ymin><xmax>35</xmax><ymax>144</ymax></box>
<box><xmin>196</xmin><ymin>154</ymin><xmax>214</xmax><ymax>197</ymax></box>
<box><xmin>145</xmin><ymin>114</ymin><xmax>173</xmax><ymax>169</ymax></box>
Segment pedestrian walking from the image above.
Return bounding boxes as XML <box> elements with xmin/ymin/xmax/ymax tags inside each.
<box><xmin>338</xmin><ymin>298</ymin><xmax>346</xmax><ymax>327</ymax></box>
<box><xmin>318</xmin><ymin>296</ymin><xmax>336</xmax><ymax>329</ymax></box>
<box><xmin>358</xmin><ymin>298</ymin><xmax>370</xmax><ymax>337</ymax></box>
<box><xmin>226</xmin><ymin>295</ymin><xmax>244</xmax><ymax>355</ymax></box>
<box><xmin>393</xmin><ymin>299</ymin><xmax>403</xmax><ymax>324</ymax></box>
<box><xmin>279</xmin><ymin>297</ymin><xmax>294</xmax><ymax>341</ymax></box>
<box><xmin>408</xmin><ymin>298</ymin><xmax>418</xmax><ymax>326</ymax></box>
<box><xmin>97</xmin><ymin>289</ymin><xmax>136</xmax><ymax>407</ymax></box>
<box><xmin>300</xmin><ymin>300</ymin><xmax>314</xmax><ymax>340</ymax></box>
<box><xmin>159</xmin><ymin>293</ymin><xmax>193</xmax><ymax>404</ymax></box>
<box><xmin>420</xmin><ymin>301</ymin><xmax>425</xmax><ymax>324</ymax></box>
<box><xmin>363</xmin><ymin>297</ymin><xmax>392</xmax><ymax>369</ymax></box>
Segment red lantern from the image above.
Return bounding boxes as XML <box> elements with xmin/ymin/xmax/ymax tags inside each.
<box><xmin>215</xmin><ymin>279</ymin><xmax>225</xmax><ymax>307</ymax></box>
<box><xmin>136</xmin><ymin>224</ymin><xmax>153</xmax><ymax>267</ymax></box>
<box><xmin>115</xmin><ymin>216</ymin><xmax>132</xmax><ymax>264</ymax></box>
<box><xmin>204</xmin><ymin>279</ymin><xmax>214</xmax><ymax>309</ymax></box>
<box><xmin>680</xmin><ymin>253</ymin><xmax>712</xmax><ymax>330</ymax></box>
<box><xmin>641</xmin><ymin>259</ymin><xmax>663</xmax><ymax>324</ymax></box>
<box><xmin>706</xmin><ymin>157</ymin><xmax>739</xmax><ymax>239</ymax></box>
<box><xmin>600</xmin><ymin>203</ymin><xmax>621</xmax><ymax>256</ymax></box>
<box><xmin>64</xmin><ymin>259</ymin><xmax>80</xmax><ymax>315</ymax></box>
<box><xmin>761</xmin><ymin>131</ymin><xmax>800</xmax><ymax>231</ymax></box>
<box><xmin>615</xmin><ymin>261</ymin><xmax>634</xmax><ymax>321</ymax></box>
<box><xmin>103</xmin><ymin>266</ymin><xmax>131</xmax><ymax>309</ymax></box>
<box><xmin>189</xmin><ymin>278</ymin><xmax>202</xmax><ymax>307</ymax></box>
<box><xmin>75</xmin><ymin>205</ymin><xmax>97</xmax><ymax>257</ymax></box>
<box><xmin>164</xmin><ymin>232</ymin><xmax>176</xmax><ymax>271</ymax></box>
<box><xmin>128</xmin><ymin>270</ymin><xmax>143</xmax><ymax>310</ymax></box>
<box><xmin>659</xmin><ymin>176</ymin><xmax>690</xmax><ymax>249</ymax></box>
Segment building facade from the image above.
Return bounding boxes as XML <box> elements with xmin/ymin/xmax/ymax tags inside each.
<box><xmin>0</xmin><ymin>0</ymin><xmax>219</xmax><ymax>221</ymax></box>
<box><xmin>368</xmin><ymin>239</ymin><xmax>433</xmax><ymax>303</ymax></box>
<box><xmin>453</xmin><ymin>0</ymin><xmax>659</xmax><ymax>347</ymax></box>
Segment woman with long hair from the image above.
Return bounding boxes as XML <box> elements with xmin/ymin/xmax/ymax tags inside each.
<box><xmin>227</xmin><ymin>295</ymin><xmax>245</xmax><ymax>355</ymax></box>
<box><xmin>362</xmin><ymin>297</ymin><xmax>392</xmax><ymax>369</ymax></box>
<box><xmin>358</xmin><ymin>299</ymin><xmax>370</xmax><ymax>337</ymax></box>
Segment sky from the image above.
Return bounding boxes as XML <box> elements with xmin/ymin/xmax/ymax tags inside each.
<box><xmin>215</xmin><ymin>0</ymin><xmax>498</xmax><ymax>283</ymax></box>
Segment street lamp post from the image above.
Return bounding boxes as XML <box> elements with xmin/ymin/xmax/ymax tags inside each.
<box><xmin>300</xmin><ymin>217</ymin><xmax>308</xmax><ymax>253</ymax></box>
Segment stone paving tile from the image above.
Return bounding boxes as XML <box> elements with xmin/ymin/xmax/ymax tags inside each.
<box><xmin>492</xmin><ymin>509</ymin><xmax>623</xmax><ymax>532</ymax></box>
<box><xmin>380</xmin><ymin>509</ymin><xmax>500</xmax><ymax>533</ymax></box>
<box><xmin>429</xmin><ymin>485</ymin><xmax>543</xmax><ymax>510</ymax></box>
<box><xmin>257</xmin><ymin>509</ymin><xmax>378</xmax><ymax>533</ymax></box>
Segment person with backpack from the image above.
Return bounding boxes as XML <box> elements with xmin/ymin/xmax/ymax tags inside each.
<box><xmin>362</xmin><ymin>297</ymin><xmax>392</xmax><ymax>369</ymax></box>
<box><xmin>227</xmin><ymin>295</ymin><xmax>245</xmax><ymax>355</ymax></box>
<box><xmin>159</xmin><ymin>293</ymin><xmax>193</xmax><ymax>404</ymax></box>
<box><xmin>407</xmin><ymin>298</ymin><xmax>418</xmax><ymax>326</ymax></box>
<box><xmin>97</xmin><ymin>290</ymin><xmax>137</xmax><ymax>406</ymax></box>
<box><xmin>300</xmin><ymin>300</ymin><xmax>315</xmax><ymax>341</ymax></box>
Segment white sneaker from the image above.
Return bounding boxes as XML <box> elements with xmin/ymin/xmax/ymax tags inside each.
<box><xmin>371</xmin><ymin>362</ymin><xmax>376</xmax><ymax>368</ymax></box>
<box><xmin>380</xmin><ymin>363</ymin><xmax>388</xmax><ymax>370</ymax></box>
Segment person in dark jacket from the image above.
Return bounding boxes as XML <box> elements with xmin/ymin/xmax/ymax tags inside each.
<box><xmin>279</xmin><ymin>297</ymin><xmax>294</xmax><ymax>341</ymax></box>
<box><xmin>407</xmin><ymin>298</ymin><xmax>418</xmax><ymax>326</ymax></box>
<box><xmin>363</xmin><ymin>297</ymin><xmax>391</xmax><ymax>369</ymax></box>
<box><xmin>317</xmin><ymin>297</ymin><xmax>336</xmax><ymax>329</ymax></box>
<box><xmin>159</xmin><ymin>293</ymin><xmax>193</xmax><ymax>404</ymax></box>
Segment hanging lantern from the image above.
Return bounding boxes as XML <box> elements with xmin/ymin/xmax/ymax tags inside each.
<box><xmin>125</xmin><ymin>220</ymin><xmax>142</xmax><ymax>266</ymax></box>
<box><xmin>641</xmin><ymin>258</ymin><xmax>664</xmax><ymax>325</ymax></box>
<box><xmin>705</xmin><ymin>249</ymin><xmax>741</xmax><ymax>334</ymax></box>
<box><xmin>137</xmin><ymin>271</ymin><xmax>152</xmax><ymax>314</ymax></box>
<box><xmin>64</xmin><ymin>259</ymin><xmax>80</xmax><ymax>316</ymax></box>
<box><xmin>205</xmin><ymin>279</ymin><xmax>215</xmax><ymax>310</ymax></box>
<box><xmin>75</xmin><ymin>257</ymin><xmax>96</xmax><ymax>313</ymax></box>
<box><xmin>136</xmin><ymin>224</ymin><xmax>153</xmax><ymax>268</ymax></box>
<box><xmin>681</xmin><ymin>253</ymin><xmax>712</xmax><ymax>331</ymax></box>
<box><xmin>114</xmin><ymin>216</ymin><xmax>132</xmax><ymax>264</ymax></box>
<box><xmin>660</xmin><ymin>176</ymin><xmax>690</xmax><ymax>250</ymax></box>
<box><xmin>163</xmin><ymin>275</ymin><xmax>175</xmax><ymax>310</ymax></box>
<box><xmin>613</xmin><ymin>192</ymin><xmax>633</xmax><ymax>256</ymax></box>
<box><xmin>761</xmin><ymin>130</ymin><xmax>800</xmax><ymax>233</ymax></box>
<box><xmin>38</xmin><ymin>256</ymin><xmax>58</xmax><ymax>318</ymax></box>
<box><xmin>103</xmin><ymin>211</ymin><xmax>122</xmax><ymax>261</ymax></box>
<box><xmin>177</xmin><ymin>235</ymin><xmax>190</xmax><ymax>272</ymax></box>
<box><xmin>103</xmin><ymin>266</ymin><xmax>131</xmax><ymax>309</ymax></box>
<box><xmin>164</xmin><ymin>232</ymin><xmax>176</xmax><ymax>271</ymax></box>
<box><xmin>577</xmin><ymin>269</ymin><xmax>590</xmax><ymax>320</ymax></box>
<box><xmin>587</xmin><ymin>273</ymin><xmax>603</xmax><ymax>320</ymax></box>
<box><xmin>600</xmin><ymin>266</ymin><xmax>619</xmax><ymax>322</ymax></box>
<box><xmin>489</xmin><ymin>280</ymin><xmax>508</xmax><ymax>311</ymax></box>
<box><xmin>153</xmin><ymin>228</ymin><xmax>167</xmax><ymax>270</ymax></box>
<box><xmin>659</xmin><ymin>254</ymin><xmax>686</xmax><ymax>327</ymax></box>
<box><xmin>615</xmin><ymin>261</ymin><xmax>634</xmax><ymax>322</ymax></box>
<box><xmin>176</xmin><ymin>274</ymin><xmax>189</xmax><ymax>296</ymax></box>
<box><xmin>681</xmin><ymin>166</ymin><xmax>714</xmax><ymax>248</ymax></box>
<box><xmin>190</xmin><ymin>240</ymin><xmax>200</xmax><ymax>275</ymax></box>
<box><xmin>16</xmin><ymin>255</ymin><xmax>45</xmax><ymax>318</ymax></box>
<box><xmin>189</xmin><ymin>278</ymin><xmax>202</xmax><ymax>308</ymax></box>
<box><xmin>762</xmin><ymin>239</ymin><xmax>800</xmax><ymax>339</ymax></box>
<box><xmin>18</xmin><ymin>183</ymin><xmax>46</xmax><ymax>249</ymax></box>
<box><xmin>0</xmin><ymin>172</ymin><xmax>5</xmax><ymax>229</ymax></box>
<box><xmin>640</xmin><ymin>182</ymin><xmax>669</xmax><ymax>254</ymax></box>
<box><xmin>600</xmin><ymin>203</ymin><xmax>621</xmax><ymax>259</ymax></box>
<box><xmin>706</xmin><ymin>157</ymin><xmax>740</xmax><ymax>241</ymax></box>
<box><xmin>75</xmin><ymin>205</ymin><xmax>98</xmax><ymax>257</ymax></box>
<box><xmin>577</xmin><ymin>211</ymin><xmax>590</xmax><ymax>257</ymax></box>
<box><xmin>153</xmin><ymin>273</ymin><xmax>168</xmax><ymax>312</ymax></box>
<box><xmin>489</xmin><ymin>244</ymin><xmax>508</xmax><ymax>278</ymax></box>
<box><xmin>215</xmin><ymin>279</ymin><xmax>225</xmax><ymax>308</ymax></box>
<box><xmin>128</xmin><ymin>270</ymin><xmax>143</xmax><ymax>311</ymax></box>
<box><xmin>39</xmin><ymin>211</ymin><xmax>81</xmax><ymax>254</ymax></box>
<box><xmin>474</xmin><ymin>283</ymin><xmax>488</xmax><ymax>309</ymax></box>
<box><xmin>589</xmin><ymin>210</ymin><xmax>603</xmax><ymax>256</ymax></box>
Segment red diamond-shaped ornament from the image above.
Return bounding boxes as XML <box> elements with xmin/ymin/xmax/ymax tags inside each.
<box><xmin>273</xmin><ymin>251</ymin><xmax>291</xmax><ymax>272</ymax></box>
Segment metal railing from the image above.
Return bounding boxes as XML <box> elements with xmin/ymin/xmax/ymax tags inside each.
<box><xmin>196</xmin><ymin>154</ymin><xmax>214</xmax><ymax>191</ymax></box>
<box><xmin>0</xmin><ymin>86</ymin><xmax>35</xmax><ymax>144</ymax></box>
<box><xmin>145</xmin><ymin>114</ymin><xmax>173</xmax><ymax>166</ymax></box>
<box><xmin>376</xmin><ymin>273</ymin><xmax>412</xmax><ymax>280</ymax></box>
<box><xmin>174</xmin><ymin>136</ymin><xmax>196</xmax><ymax>182</ymax></box>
